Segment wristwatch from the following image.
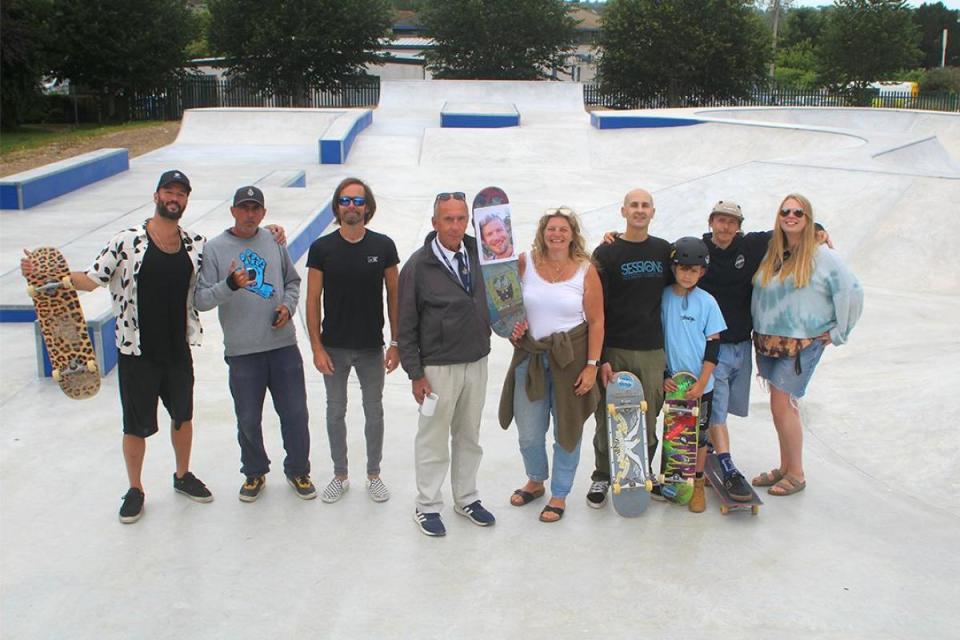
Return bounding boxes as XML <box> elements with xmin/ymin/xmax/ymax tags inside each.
<box><xmin>586</xmin><ymin>359</ymin><xmax>598</xmax><ymax>366</ymax></box>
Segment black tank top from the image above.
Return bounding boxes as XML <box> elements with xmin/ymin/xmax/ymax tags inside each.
<box><xmin>137</xmin><ymin>239</ymin><xmax>192</xmax><ymax>362</ymax></box>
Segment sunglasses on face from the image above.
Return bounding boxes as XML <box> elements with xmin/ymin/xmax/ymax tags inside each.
<box><xmin>337</xmin><ymin>196</ymin><xmax>366</xmax><ymax>207</ymax></box>
<box><xmin>435</xmin><ymin>192</ymin><xmax>466</xmax><ymax>204</ymax></box>
<box><xmin>779</xmin><ymin>208</ymin><xmax>805</xmax><ymax>218</ymax></box>
<box><xmin>544</xmin><ymin>206</ymin><xmax>574</xmax><ymax>216</ymax></box>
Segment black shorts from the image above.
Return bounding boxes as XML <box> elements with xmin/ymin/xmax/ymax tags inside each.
<box><xmin>118</xmin><ymin>353</ymin><xmax>194</xmax><ymax>437</ymax></box>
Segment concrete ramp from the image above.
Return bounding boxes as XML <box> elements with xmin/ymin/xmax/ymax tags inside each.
<box><xmin>378</xmin><ymin>79</ymin><xmax>584</xmax><ymax>114</ymax></box>
<box><xmin>175</xmin><ymin>107</ymin><xmax>342</xmax><ymax>145</ymax></box>
<box><xmin>872</xmin><ymin>136</ymin><xmax>960</xmax><ymax>178</ymax></box>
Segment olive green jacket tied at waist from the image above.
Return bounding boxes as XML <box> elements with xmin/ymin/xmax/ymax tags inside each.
<box><xmin>498</xmin><ymin>322</ymin><xmax>600</xmax><ymax>453</ymax></box>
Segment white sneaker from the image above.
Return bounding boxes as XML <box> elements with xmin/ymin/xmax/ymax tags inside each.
<box><xmin>366</xmin><ymin>477</ymin><xmax>390</xmax><ymax>503</ymax></box>
<box><xmin>321</xmin><ymin>477</ymin><xmax>349</xmax><ymax>503</ymax></box>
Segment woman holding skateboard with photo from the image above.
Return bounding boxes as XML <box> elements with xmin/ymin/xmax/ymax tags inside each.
<box><xmin>497</xmin><ymin>208</ymin><xmax>604</xmax><ymax>523</ymax></box>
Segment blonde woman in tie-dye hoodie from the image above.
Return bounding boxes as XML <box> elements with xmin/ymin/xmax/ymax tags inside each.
<box><xmin>750</xmin><ymin>194</ymin><xmax>863</xmax><ymax>497</ymax></box>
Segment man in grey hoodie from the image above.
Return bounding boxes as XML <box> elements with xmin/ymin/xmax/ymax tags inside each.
<box><xmin>195</xmin><ymin>185</ymin><xmax>315</xmax><ymax>502</ymax></box>
<box><xmin>398</xmin><ymin>191</ymin><xmax>495</xmax><ymax>536</ymax></box>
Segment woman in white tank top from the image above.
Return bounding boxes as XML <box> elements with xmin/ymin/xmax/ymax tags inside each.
<box><xmin>498</xmin><ymin>208</ymin><xmax>604</xmax><ymax>523</ymax></box>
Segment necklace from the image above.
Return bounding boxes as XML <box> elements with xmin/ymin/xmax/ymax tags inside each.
<box><xmin>148</xmin><ymin>222</ymin><xmax>181</xmax><ymax>253</ymax></box>
<box><xmin>541</xmin><ymin>258</ymin><xmax>572</xmax><ymax>283</ymax></box>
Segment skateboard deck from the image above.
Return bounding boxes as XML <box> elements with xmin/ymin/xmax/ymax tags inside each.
<box><xmin>660</xmin><ymin>371</ymin><xmax>699</xmax><ymax>505</ymax></box>
<box><xmin>25</xmin><ymin>247</ymin><xmax>100</xmax><ymax>399</ymax></box>
<box><xmin>606</xmin><ymin>371</ymin><xmax>652</xmax><ymax>517</ymax></box>
<box><xmin>472</xmin><ymin>187</ymin><xmax>526</xmax><ymax>338</ymax></box>
<box><xmin>704</xmin><ymin>453</ymin><xmax>762</xmax><ymax>515</ymax></box>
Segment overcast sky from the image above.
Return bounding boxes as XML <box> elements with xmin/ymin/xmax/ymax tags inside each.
<box><xmin>790</xmin><ymin>0</ymin><xmax>960</xmax><ymax>8</ymax></box>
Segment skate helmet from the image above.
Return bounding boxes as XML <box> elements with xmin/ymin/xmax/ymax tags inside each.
<box><xmin>671</xmin><ymin>236</ymin><xmax>709</xmax><ymax>267</ymax></box>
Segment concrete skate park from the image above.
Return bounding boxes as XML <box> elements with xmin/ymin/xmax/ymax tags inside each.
<box><xmin>1</xmin><ymin>80</ymin><xmax>958</xmax><ymax>639</ymax></box>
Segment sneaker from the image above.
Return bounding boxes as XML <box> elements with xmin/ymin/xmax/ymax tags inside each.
<box><xmin>650</xmin><ymin>478</ymin><xmax>666</xmax><ymax>502</ymax></box>
<box><xmin>239</xmin><ymin>475</ymin><xmax>266</xmax><ymax>502</ymax></box>
<box><xmin>287</xmin><ymin>475</ymin><xmax>318</xmax><ymax>500</ymax></box>
<box><xmin>724</xmin><ymin>471</ymin><xmax>753</xmax><ymax>502</ymax></box>
<box><xmin>173</xmin><ymin>472</ymin><xmax>213</xmax><ymax>503</ymax></box>
<box><xmin>119</xmin><ymin>488</ymin><xmax>144</xmax><ymax>524</ymax></box>
<box><xmin>366</xmin><ymin>477</ymin><xmax>390</xmax><ymax>503</ymax></box>
<box><xmin>321</xmin><ymin>477</ymin><xmax>349</xmax><ymax>503</ymax></box>
<box><xmin>413</xmin><ymin>510</ymin><xmax>446</xmax><ymax>537</ymax></box>
<box><xmin>586</xmin><ymin>480</ymin><xmax>609</xmax><ymax>508</ymax></box>
<box><xmin>455</xmin><ymin>500</ymin><xmax>496</xmax><ymax>526</ymax></box>
<box><xmin>689</xmin><ymin>477</ymin><xmax>706</xmax><ymax>513</ymax></box>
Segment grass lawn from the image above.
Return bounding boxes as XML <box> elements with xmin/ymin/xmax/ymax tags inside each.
<box><xmin>0</xmin><ymin>121</ymin><xmax>167</xmax><ymax>155</ymax></box>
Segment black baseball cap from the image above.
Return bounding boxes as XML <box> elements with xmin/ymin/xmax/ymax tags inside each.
<box><xmin>156</xmin><ymin>169</ymin><xmax>191</xmax><ymax>193</ymax></box>
<box><xmin>232</xmin><ymin>185</ymin><xmax>265</xmax><ymax>207</ymax></box>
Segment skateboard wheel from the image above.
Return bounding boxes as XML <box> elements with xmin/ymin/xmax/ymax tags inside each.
<box><xmin>751</xmin><ymin>505</ymin><xmax>759</xmax><ymax>516</ymax></box>
<box><xmin>658</xmin><ymin>473</ymin><xmax>664</xmax><ymax>484</ymax></box>
<box><xmin>645</xmin><ymin>479</ymin><xmax>653</xmax><ymax>492</ymax></box>
<box><xmin>721</xmin><ymin>505</ymin><xmax>729</xmax><ymax>515</ymax></box>
<box><xmin>52</xmin><ymin>368</ymin><xmax>62</xmax><ymax>382</ymax></box>
<box><xmin>640</xmin><ymin>400</ymin><xmax>647</xmax><ymax>412</ymax></box>
<box><xmin>61</xmin><ymin>276</ymin><xmax>74</xmax><ymax>290</ymax></box>
<box><xmin>607</xmin><ymin>403</ymin><xmax>615</xmax><ymax>413</ymax></box>
<box><xmin>691</xmin><ymin>406</ymin><xmax>699</xmax><ymax>417</ymax></box>
<box><xmin>86</xmin><ymin>360</ymin><xmax>97</xmax><ymax>372</ymax></box>
<box><xmin>26</xmin><ymin>285</ymin><xmax>36</xmax><ymax>298</ymax></box>
<box><xmin>612</xmin><ymin>483</ymin><xmax>621</xmax><ymax>495</ymax></box>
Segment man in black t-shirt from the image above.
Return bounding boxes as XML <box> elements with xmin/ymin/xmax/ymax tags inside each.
<box><xmin>587</xmin><ymin>187</ymin><xmax>673</xmax><ymax>509</ymax></box>
<box><xmin>306</xmin><ymin>178</ymin><xmax>400</xmax><ymax>505</ymax></box>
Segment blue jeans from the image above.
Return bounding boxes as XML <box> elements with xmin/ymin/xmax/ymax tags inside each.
<box><xmin>513</xmin><ymin>354</ymin><xmax>582</xmax><ymax>498</ymax></box>
<box><xmin>225</xmin><ymin>345</ymin><xmax>311</xmax><ymax>478</ymax></box>
<box><xmin>322</xmin><ymin>347</ymin><xmax>385</xmax><ymax>477</ymax></box>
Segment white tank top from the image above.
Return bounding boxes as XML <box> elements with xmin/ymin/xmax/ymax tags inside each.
<box><xmin>521</xmin><ymin>254</ymin><xmax>588</xmax><ymax>340</ymax></box>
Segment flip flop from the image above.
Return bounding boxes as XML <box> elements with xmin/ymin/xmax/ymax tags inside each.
<box><xmin>751</xmin><ymin>469</ymin><xmax>785</xmax><ymax>487</ymax></box>
<box><xmin>539</xmin><ymin>504</ymin><xmax>565</xmax><ymax>523</ymax></box>
<box><xmin>511</xmin><ymin>487</ymin><xmax>545</xmax><ymax>506</ymax></box>
<box><xmin>768</xmin><ymin>474</ymin><xmax>806</xmax><ymax>496</ymax></box>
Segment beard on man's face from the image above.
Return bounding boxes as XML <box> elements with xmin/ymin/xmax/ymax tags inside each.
<box><xmin>156</xmin><ymin>200</ymin><xmax>184</xmax><ymax>220</ymax></box>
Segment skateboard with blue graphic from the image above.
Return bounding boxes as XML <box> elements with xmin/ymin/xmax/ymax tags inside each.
<box><xmin>659</xmin><ymin>371</ymin><xmax>699</xmax><ymax>505</ymax></box>
<box><xmin>471</xmin><ymin>187</ymin><xmax>525</xmax><ymax>338</ymax></box>
<box><xmin>606</xmin><ymin>371</ymin><xmax>652</xmax><ymax>517</ymax></box>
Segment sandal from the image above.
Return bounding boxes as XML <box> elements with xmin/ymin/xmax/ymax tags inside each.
<box><xmin>539</xmin><ymin>504</ymin><xmax>565</xmax><ymax>523</ymax></box>
<box><xmin>511</xmin><ymin>487</ymin><xmax>545</xmax><ymax>507</ymax></box>
<box><xmin>768</xmin><ymin>474</ymin><xmax>806</xmax><ymax>496</ymax></box>
<box><xmin>751</xmin><ymin>469</ymin><xmax>785</xmax><ymax>487</ymax></box>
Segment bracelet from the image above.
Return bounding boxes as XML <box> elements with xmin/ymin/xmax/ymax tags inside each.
<box><xmin>389</xmin><ymin>340</ymin><xmax>399</xmax><ymax>347</ymax></box>
<box><xmin>586</xmin><ymin>359</ymin><xmax>598</xmax><ymax>366</ymax></box>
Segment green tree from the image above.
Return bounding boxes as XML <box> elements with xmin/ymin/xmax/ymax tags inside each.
<box><xmin>1</xmin><ymin>0</ymin><xmax>53</xmax><ymax>129</ymax></box>
<box><xmin>599</xmin><ymin>0</ymin><xmax>770</xmax><ymax>106</ymax></box>
<box><xmin>47</xmin><ymin>0</ymin><xmax>198</xmax><ymax>120</ymax></box>
<box><xmin>420</xmin><ymin>0</ymin><xmax>578</xmax><ymax>80</ymax></box>
<box><xmin>774</xmin><ymin>40</ymin><xmax>820</xmax><ymax>89</ymax></box>
<box><xmin>914</xmin><ymin>2</ymin><xmax>960</xmax><ymax>68</ymax></box>
<box><xmin>208</xmin><ymin>0</ymin><xmax>391</xmax><ymax>103</ymax></box>
<box><xmin>779</xmin><ymin>6</ymin><xmax>827</xmax><ymax>47</ymax></box>
<box><xmin>818</xmin><ymin>0</ymin><xmax>921</xmax><ymax>93</ymax></box>
<box><xmin>920</xmin><ymin>65</ymin><xmax>960</xmax><ymax>92</ymax></box>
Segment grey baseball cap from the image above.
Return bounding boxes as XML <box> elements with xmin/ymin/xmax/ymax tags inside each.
<box><xmin>710</xmin><ymin>200</ymin><xmax>743</xmax><ymax>221</ymax></box>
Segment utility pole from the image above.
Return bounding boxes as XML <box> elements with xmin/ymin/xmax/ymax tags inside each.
<box><xmin>943</xmin><ymin>28</ymin><xmax>949</xmax><ymax>68</ymax></box>
<box><xmin>770</xmin><ymin>0</ymin><xmax>781</xmax><ymax>81</ymax></box>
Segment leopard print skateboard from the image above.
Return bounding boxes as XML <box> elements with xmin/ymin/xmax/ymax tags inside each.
<box><xmin>25</xmin><ymin>247</ymin><xmax>100</xmax><ymax>399</ymax></box>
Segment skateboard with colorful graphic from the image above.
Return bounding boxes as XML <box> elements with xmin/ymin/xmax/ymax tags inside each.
<box><xmin>24</xmin><ymin>247</ymin><xmax>100</xmax><ymax>399</ymax></box>
<box><xmin>606</xmin><ymin>371</ymin><xmax>652</xmax><ymax>517</ymax></box>
<box><xmin>471</xmin><ymin>187</ymin><xmax>525</xmax><ymax>338</ymax></box>
<box><xmin>659</xmin><ymin>371</ymin><xmax>699</xmax><ymax>505</ymax></box>
<box><xmin>704</xmin><ymin>453</ymin><xmax>762</xmax><ymax>515</ymax></box>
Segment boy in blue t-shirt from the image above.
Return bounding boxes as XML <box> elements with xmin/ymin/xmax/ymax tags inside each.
<box><xmin>661</xmin><ymin>237</ymin><xmax>727</xmax><ymax>513</ymax></box>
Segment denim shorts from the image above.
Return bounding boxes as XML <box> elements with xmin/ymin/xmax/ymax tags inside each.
<box><xmin>755</xmin><ymin>339</ymin><xmax>826</xmax><ymax>399</ymax></box>
<box><xmin>710</xmin><ymin>341</ymin><xmax>752</xmax><ymax>426</ymax></box>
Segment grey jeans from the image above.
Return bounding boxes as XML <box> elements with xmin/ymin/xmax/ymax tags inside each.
<box><xmin>322</xmin><ymin>347</ymin><xmax>385</xmax><ymax>476</ymax></box>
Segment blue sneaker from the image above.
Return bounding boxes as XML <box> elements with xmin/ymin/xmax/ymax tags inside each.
<box><xmin>413</xmin><ymin>510</ymin><xmax>446</xmax><ymax>537</ymax></box>
<box><xmin>454</xmin><ymin>500</ymin><xmax>496</xmax><ymax>526</ymax></box>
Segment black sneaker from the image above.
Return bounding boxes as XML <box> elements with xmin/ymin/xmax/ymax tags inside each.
<box><xmin>586</xmin><ymin>480</ymin><xmax>609</xmax><ymax>508</ymax></box>
<box><xmin>239</xmin><ymin>475</ymin><xmax>266</xmax><ymax>502</ymax></box>
<box><xmin>173</xmin><ymin>472</ymin><xmax>214</xmax><ymax>503</ymax></box>
<box><xmin>119</xmin><ymin>487</ymin><xmax>144</xmax><ymax>524</ymax></box>
<box><xmin>287</xmin><ymin>474</ymin><xmax>318</xmax><ymax>500</ymax></box>
<box><xmin>724</xmin><ymin>472</ymin><xmax>753</xmax><ymax>502</ymax></box>
<box><xmin>650</xmin><ymin>478</ymin><xmax>666</xmax><ymax>502</ymax></box>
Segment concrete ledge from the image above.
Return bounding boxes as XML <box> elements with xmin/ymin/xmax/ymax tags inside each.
<box><xmin>33</xmin><ymin>290</ymin><xmax>117</xmax><ymax>378</ymax></box>
<box><xmin>319</xmin><ymin>110</ymin><xmax>373</xmax><ymax>164</ymax></box>
<box><xmin>441</xmin><ymin>102</ymin><xmax>520</xmax><ymax>128</ymax></box>
<box><xmin>0</xmin><ymin>148</ymin><xmax>129</xmax><ymax>209</ymax></box>
<box><xmin>255</xmin><ymin>170</ymin><xmax>306</xmax><ymax>188</ymax></box>
<box><xmin>590</xmin><ymin>112</ymin><xmax>704</xmax><ymax>129</ymax></box>
<box><xmin>287</xmin><ymin>201</ymin><xmax>335</xmax><ymax>263</ymax></box>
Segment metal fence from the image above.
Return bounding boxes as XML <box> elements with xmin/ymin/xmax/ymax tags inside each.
<box><xmin>128</xmin><ymin>76</ymin><xmax>382</xmax><ymax>120</ymax></box>
<box><xmin>583</xmin><ymin>83</ymin><xmax>960</xmax><ymax>112</ymax></box>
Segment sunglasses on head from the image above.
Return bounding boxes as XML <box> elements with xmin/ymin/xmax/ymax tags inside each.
<box><xmin>544</xmin><ymin>206</ymin><xmax>574</xmax><ymax>216</ymax></box>
<box><xmin>779</xmin><ymin>208</ymin><xmax>805</xmax><ymax>218</ymax></box>
<box><xmin>337</xmin><ymin>196</ymin><xmax>366</xmax><ymax>207</ymax></box>
<box><xmin>435</xmin><ymin>192</ymin><xmax>466</xmax><ymax>204</ymax></box>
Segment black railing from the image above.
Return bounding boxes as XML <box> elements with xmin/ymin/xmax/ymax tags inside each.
<box><xmin>583</xmin><ymin>83</ymin><xmax>960</xmax><ymax>113</ymax></box>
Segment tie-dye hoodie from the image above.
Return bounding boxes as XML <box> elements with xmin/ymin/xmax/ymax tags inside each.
<box><xmin>751</xmin><ymin>246</ymin><xmax>863</xmax><ymax>346</ymax></box>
